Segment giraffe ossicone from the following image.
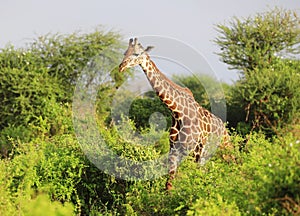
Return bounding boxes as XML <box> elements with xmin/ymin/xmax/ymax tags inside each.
<box><xmin>119</xmin><ymin>38</ymin><xmax>230</xmax><ymax>190</ymax></box>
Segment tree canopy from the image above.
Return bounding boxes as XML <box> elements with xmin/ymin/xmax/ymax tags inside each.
<box><xmin>215</xmin><ymin>8</ymin><xmax>300</xmax><ymax>134</ymax></box>
<box><xmin>215</xmin><ymin>7</ymin><xmax>300</xmax><ymax>72</ymax></box>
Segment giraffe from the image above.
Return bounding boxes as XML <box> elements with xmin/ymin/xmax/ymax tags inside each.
<box><xmin>119</xmin><ymin>38</ymin><xmax>230</xmax><ymax>190</ymax></box>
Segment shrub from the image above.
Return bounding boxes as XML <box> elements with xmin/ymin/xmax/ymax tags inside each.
<box><xmin>129</xmin><ymin>93</ymin><xmax>171</xmax><ymax>130</ymax></box>
<box><xmin>187</xmin><ymin>194</ymin><xmax>241</xmax><ymax>216</ymax></box>
<box><xmin>0</xmin><ymin>29</ymin><xmax>125</xmax><ymax>157</ymax></box>
<box><xmin>232</xmin><ymin>59</ymin><xmax>300</xmax><ymax>135</ymax></box>
<box><xmin>124</xmin><ymin>132</ymin><xmax>300</xmax><ymax>215</ymax></box>
<box><xmin>22</xmin><ymin>193</ymin><xmax>74</xmax><ymax>216</ymax></box>
<box><xmin>215</xmin><ymin>8</ymin><xmax>300</xmax><ymax>134</ymax></box>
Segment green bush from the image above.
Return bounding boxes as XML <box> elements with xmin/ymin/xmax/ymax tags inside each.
<box><xmin>231</xmin><ymin>59</ymin><xmax>300</xmax><ymax>135</ymax></box>
<box><xmin>22</xmin><ymin>193</ymin><xmax>74</xmax><ymax>216</ymax></box>
<box><xmin>0</xmin><ymin>134</ymin><xmax>125</xmax><ymax>215</ymax></box>
<box><xmin>187</xmin><ymin>194</ymin><xmax>241</xmax><ymax>216</ymax></box>
<box><xmin>123</xmin><ymin>132</ymin><xmax>300</xmax><ymax>215</ymax></box>
<box><xmin>0</xmin><ymin>137</ymin><xmax>80</xmax><ymax>215</ymax></box>
<box><xmin>0</xmin><ymin>125</ymin><xmax>32</xmax><ymax>157</ymax></box>
<box><xmin>129</xmin><ymin>93</ymin><xmax>171</xmax><ymax>130</ymax></box>
<box><xmin>215</xmin><ymin>7</ymin><xmax>300</xmax><ymax>72</ymax></box>
<box><xmin>215</xmin><ymin>8</ymin><xmax>300</xmax><ymax>134</ymax></box>
<box><xmin>0</xmin><ymin>29</ymin><xmax>124</xmax><ymax>157</ymax></box>
<box><xmin>0</xmin><ymin>65</ymin><xmax>64</xmax><ymax>130</ymax></box>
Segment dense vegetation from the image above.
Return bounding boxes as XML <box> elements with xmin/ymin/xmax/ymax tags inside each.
<box><xmin>0</xmin><ymin>8</ymin><xmax>299</xmax><ymax>215</ymax></box>
<box><xmin>215</xmin><ymin>7</ymin><xmax>300</xmax><ymax>135</ymax></box>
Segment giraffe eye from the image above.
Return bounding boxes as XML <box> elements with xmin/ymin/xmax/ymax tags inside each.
<box><xmin>133</xmin><ymin>53</ymin><xmax>139</xmax><ymax>56</ymax></box>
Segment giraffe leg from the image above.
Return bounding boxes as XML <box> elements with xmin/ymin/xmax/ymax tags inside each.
<box><xmin>166</xmin><ymin>118</ymin><xmax>192</xmax><ymax>190</ymax></box>
<box><xmin>166</xmin><ymin>140</ymin><xmax>191</xmax><ymax>190</ymax></box>
<box><xmin>193</xmin><ymin>142</ymin><xmax>203</xmax><ymax>163</ymax></box>
<box><xmin>166</xmin><ymin>117</ymin><xmax>180</xmax><ymax>190</ymax></box>
<box><xmin>166</xmin><ymin>145</ymin><xmax>180</xmax><ymax>190</ymax></box>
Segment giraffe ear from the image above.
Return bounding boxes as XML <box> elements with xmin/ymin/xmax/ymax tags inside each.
<box><xmin>144</xmin><ymin>46</ymin><xmax>154</xmax><ymax>53</ymax></box>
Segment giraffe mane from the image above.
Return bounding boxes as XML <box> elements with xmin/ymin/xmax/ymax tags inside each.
<box><xmin>150</xmin><ymin>60</ymin><xmax>194</xmax><ymax>98</ymax></box>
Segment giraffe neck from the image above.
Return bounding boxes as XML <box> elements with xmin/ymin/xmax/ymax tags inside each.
<box><xmin>139</xmin><ymin>56</ymin><xmax>187</xmax><ymax>115</ymax></box>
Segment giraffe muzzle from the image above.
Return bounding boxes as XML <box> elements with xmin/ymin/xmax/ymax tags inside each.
<box><xmin>119</xmin><ymin>63</ymin><xmax>125</xmax><ymax>72</ymax></box>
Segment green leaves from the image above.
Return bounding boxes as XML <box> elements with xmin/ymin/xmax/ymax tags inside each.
<box><xmin>215</xmin><ymin>8</ymin><xmax>300</xmax><ymax>135</ymax></box>
<box><xmin>128</xmin><ymin>93</ymin><xmax>171</xmax><ymax>130</ymax></box>
<box><xmin>124</xmin><ymin>133</ymin><xmax>300</xmax><ymax>215</ymax></box>
<box><xmin>216</xmin><ymin>8</ymin><xmax>300</xmax><ymax>72</ymax></box>
<box><xmin>235</xmin><ymin>60</ymin><xmax>300</xmax><ymax>134</ymax></box>
<box><xmin>0</xmin><ymin>29</ymin><xmax>125</xmax><ymax>155</ymax></box>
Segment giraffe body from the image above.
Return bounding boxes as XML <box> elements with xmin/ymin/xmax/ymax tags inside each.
<box><xmin>119</xmin><ymin>38</ymin><xmax>229</xmax><ymax>189</ymax></box>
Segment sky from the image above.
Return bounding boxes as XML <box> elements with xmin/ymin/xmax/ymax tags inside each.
<box><xmin>1</xmin><ymin>0</ymin><xmax>299</xmax><ymax>83</ymax></box>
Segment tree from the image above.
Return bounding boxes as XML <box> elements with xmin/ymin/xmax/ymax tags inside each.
<box><xmin>215</xmin><ymin>8</ymin><xmax>300</xmax><ymax>135</ymax></box>
<box><xmin>0</xmin><ymin>29</ymin><xmax>125</xmax><ymax>155</ymax></box>
<box><xmin>215</xmin><ymin>7</ymin><xmax>300</xmax><ymax>72</ymax></box>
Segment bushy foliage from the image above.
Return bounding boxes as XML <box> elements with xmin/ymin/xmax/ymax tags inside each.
<box><xmin>0</xmin><ymin>49</ymin><xmax>68</xmax><ymax>132</ymax></box>
<box><xmin>235</xmin><ymin>59</ymin><xmax>300</xmax><ymax>134</ymax></box>
<box><xmin>1</xmin><ymin>128</ymin><xmax>299</xmax><ymax>215</ymax></box>
<box><xmin>0</xmin><ymin>137</ymin><xmax>79</xmax><ymax>215</ymax></box>
<box><xmin>215</xmin><ymin>8</ymin><xmax>300</xmax><ymax>135</ymax></box>
<box><xmin>0</xmin><ymin>29</ymin><xmax>130</xmax><ymax>215</ymax></box>
<box><xmin>215</xmin><ymin>7</ymin><xmax>300</xmax><ymax>71</ymax></box>
<box><xmin>124</xmin><ymin>133</ymin><xmax>300</xmax><ymax>215</ymax></box>
<box><xmin>0</xmin><ymin>134</ymin><xmax>128</xmax><ymax>215</ymax></box>
<box><xmin>29</xmin><ymin>30</ymin><xmax>124</xmax><ymax>99</ymax></box>
<box><xmin>129</xmin><ymin>92</ymin><xmax>171</xmax><ymax>130</ymax></box>
<box><xmin>0</xmin><ymin>29</ymin><xmax>123</xmax><ymax>156</ymax></box>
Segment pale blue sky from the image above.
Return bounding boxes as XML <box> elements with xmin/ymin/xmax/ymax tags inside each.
<box><xmin>1</xmin><ymin>0</ymin><xmax>299</xmax><ymax>83</ymax></box>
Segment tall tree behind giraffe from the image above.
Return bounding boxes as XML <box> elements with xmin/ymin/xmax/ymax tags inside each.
<box><xmin>215</xmin><ymin>8</ymin><xmax>300</xmax><ymax>135</ymax></box>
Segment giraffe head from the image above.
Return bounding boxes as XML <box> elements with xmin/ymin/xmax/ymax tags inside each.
<box><xmin>119</xmin><ymin>38</ymin><xmax>154</xmax><ymax>72</ymax></box>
